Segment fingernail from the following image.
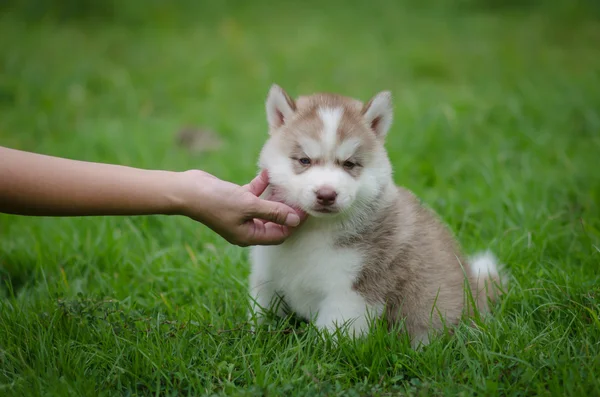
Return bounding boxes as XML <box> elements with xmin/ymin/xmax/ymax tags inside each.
<box><xmin>285</xmin><ymin>213</ymin><xmax>301</xmax><ymax>227</ymax></box>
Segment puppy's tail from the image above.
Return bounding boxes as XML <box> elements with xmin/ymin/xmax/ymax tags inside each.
<box><xmin>468</xmin><ymin>250</ymin><xmax>507</xmax><ymax>313</ymax></box>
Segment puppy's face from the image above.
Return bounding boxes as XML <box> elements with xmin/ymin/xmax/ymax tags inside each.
<box><xmin>259</xmin><ymin>85</ymin><xmax>394</xmax><ymax>218</ymax></box>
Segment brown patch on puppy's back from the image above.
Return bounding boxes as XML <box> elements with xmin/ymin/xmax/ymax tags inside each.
<box><xmin>343</xmin><ymin>187</ymin><xmax>473</xmax><ymax>339</ymax></box>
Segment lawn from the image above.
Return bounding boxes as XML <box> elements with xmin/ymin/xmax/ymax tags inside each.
<box><xmin>1</xmin><ymin>1</ymin><xmax>599</xmax><ymax>395</ymax></box>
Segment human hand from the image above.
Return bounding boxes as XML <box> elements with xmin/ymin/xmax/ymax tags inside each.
<box><xmin>177</xmin><ymin>169</ymin><xmax>307</xmax><ymax>247</ymax></box>
<box><xmin>0</xmin><ymin>146</ymin><xmax>305</xmax><ymax>245</ymax></box>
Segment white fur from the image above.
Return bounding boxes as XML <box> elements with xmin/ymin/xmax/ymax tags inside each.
<box><xmin>251</xmin><ymin>87</ymin><xmax>505</xmax><ymax>343</ymax></box>
<box><xmin>469</xmin><ymin>250</ymin><xmax>499</xmax><ymax>279</ymax></box>
<box><xmin>249</xmin><ymin>221</ymin><xmax>383</xmax><ymax>336</ymax></box>
<box><xmin>259</xmin><ymin>102</ymin><xmax>392</xmax><ymax>217</ymax></box>
<box><xmin>250</xmin><ymin>88</ymin><xmax>396</xmax><ymax>337</ymax></box>
<box><xmin>259</xmin><ymin>104</ymin><xmax>391</xmax><ymax>218</ymax></box>
<box><xmin>318</xmin><ymin>107</ymin><xmax>343</xmax><ymax>156</ymax></box>
<box><xmin>469</xmin><ymin>250</ymin><xmax>508</xmax><ymax>286</ymax></box>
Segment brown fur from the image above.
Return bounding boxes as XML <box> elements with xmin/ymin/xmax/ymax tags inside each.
<box><xmin>265</xmin><ymin>87</ymin><xmax>503</xmax><ymax>341</ymax></box>
<box><xmin>275</xmin><ymin>93</ymin><xmax>377</xmax><ymax>179</ymax></box>
<box><xmin>307</xmin><ymin>93</ymin><xmax>502</xmax><ymax>339</ymax></box>
<box><xmin>338</xmin><ymin>185</ymin><xmax>502</xmax><ymax>340</ymax></box>
<box><xmin>280</xmin><ymin>93</ymin><xmax>371</xmax><ymax>143</ymax></box>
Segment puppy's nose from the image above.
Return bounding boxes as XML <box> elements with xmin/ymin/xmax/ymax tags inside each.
<box><xmin>315</xmin><ymin>187</ymin><xmax>337</xmax><ymax>206</ymax></box>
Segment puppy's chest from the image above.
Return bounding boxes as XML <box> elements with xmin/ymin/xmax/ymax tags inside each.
<box><xmin>262</xmin><ymin>230</ymin><xmax>363</xmax><ymax>299</ymax></box>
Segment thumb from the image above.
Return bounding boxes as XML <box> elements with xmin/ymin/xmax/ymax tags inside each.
<box><xmin>245</xmin><ymin>169</ymin><xmax>270</xmax><ymax>197</ymax></box>
<box><xmin>250</xmin><ymin>198</ymin><xmax>301</xmax><ymax>227</ymax></box>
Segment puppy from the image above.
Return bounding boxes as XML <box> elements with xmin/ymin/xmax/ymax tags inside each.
<box><xmin>248</xmin><ymin>84</ymin><xmax>505</xmax><ymax>347</ymax></box>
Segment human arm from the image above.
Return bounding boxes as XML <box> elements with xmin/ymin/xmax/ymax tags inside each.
<box><xmin>0</xmin><ymin>146</ymin><xmax>305</xmax><ymax>246</ymax></box>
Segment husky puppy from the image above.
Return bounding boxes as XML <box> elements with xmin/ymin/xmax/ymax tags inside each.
<box><xmin>248</xmin><ymin>84</ymin><xmax>504</xmax><ymax>346</ymax></box>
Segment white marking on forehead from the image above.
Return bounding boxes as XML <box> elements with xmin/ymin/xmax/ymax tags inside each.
<box><xmin>317</xmin><ymin>107</ymin><xmax>343</xmax><ymax>156</ymax></box>
<box><xmin>335</xmin><ymin>137</ymin><xmax>361</xmax><ymax>160</ymax></box>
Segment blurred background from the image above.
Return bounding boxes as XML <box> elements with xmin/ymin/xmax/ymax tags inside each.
<box><xmin>1</xmin><ymin>0</ymin><xmax>599</xmax><ymax>285</ymax></box>
<box><xmin>0</xmin><ymin>1</ymin><xmax>599</xmax><ymax>394</ymax></box>
<box><xmin>1</xmin><ymin>0</ymin><xmax>598</xmax><ymax>180</ymax></box>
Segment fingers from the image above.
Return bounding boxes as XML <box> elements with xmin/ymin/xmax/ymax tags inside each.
<box><xmin>245</xmin><ymin>170</ymin><xmax>308</xmax><ymax>224</ymax></box>
<box><xmin>245</xmin><ymin>219</ymin><xmax>292</xmax><ymax>246</ymax></box>
<box><xmin>246</xmin><ymin>169</ymin><xmax>270</xmax><ymax>197</ymax></box>
<box><xmin>230</xmin><ymin>219</ymin><xmax>294</xmax><ymax>247</ymax></box>
<box><xmin>250</xmin><ymin>199</ymin><xmax>301</xmax><ymax>227</ymax></box>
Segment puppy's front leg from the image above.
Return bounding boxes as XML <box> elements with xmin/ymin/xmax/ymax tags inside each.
<box><xmin>315</xmin><ymin>290</ymin><xmax>379</xmax><ymax>338</ymax></box>
<box><xmin>248</xmin><ymin>270</ymin><xmax>287</xmax><ymax>323</ymax></box>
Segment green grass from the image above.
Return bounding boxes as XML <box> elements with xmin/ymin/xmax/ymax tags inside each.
<box><xmin>1</xmin><ymin>1</ymin><xmax>599</xmax><ymax>395</ymax></box>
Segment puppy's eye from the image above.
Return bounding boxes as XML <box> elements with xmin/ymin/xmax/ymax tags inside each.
<box><xmin>299</xmin><ymin>157</ymin><xmax>311</xmax><ymax>166</ymax></box>
<box><xmin>343</xmin><ymin>160</ymin><xmax>357</xmax><ymax>170</ymax></box>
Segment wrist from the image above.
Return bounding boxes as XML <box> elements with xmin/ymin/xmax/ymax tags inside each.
<box><xmin>168</xmin><ymin>170</ymin><xmax>212</xmax><ymax>219</ymax></box>
<box><xmin>160</xmin><ymin>170</ymin><xmax>191</xmax><ymax>216</ymax></box>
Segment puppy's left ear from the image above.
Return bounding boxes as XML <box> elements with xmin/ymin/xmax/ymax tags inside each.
<box><xmin>361</xmin><ymin>91</ymin><xmax>393</xmax><ymax>139</ymax></box>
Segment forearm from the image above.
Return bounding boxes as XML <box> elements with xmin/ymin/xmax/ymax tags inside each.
<box><xmin>0</xmin><ymin>146</ymin><xmax>185</xmax><ymax>217</ymax></box>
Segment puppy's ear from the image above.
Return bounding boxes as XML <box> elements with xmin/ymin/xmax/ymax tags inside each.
<box><xmin>266</xmin><ymin>84</ymin><xmax>296</xmax><ymax>131</ymax></box>
<box><xmin>361</xmin><ymin>91</ymin><xmax>393</xmax><ymax>139</ymax></box>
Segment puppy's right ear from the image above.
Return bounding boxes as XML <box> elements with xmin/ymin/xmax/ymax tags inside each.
<box><xmin>266</xmin><ymin>84</ymin><xmax>296</xmax><ymax>131</ymax></box>
<box><xmin>362</xmin><ymin>91</ymin><xmax>393</xmax><ymax>140</ymax></box>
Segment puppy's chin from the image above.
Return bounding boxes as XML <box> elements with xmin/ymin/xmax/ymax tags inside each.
<box><xmin>306</xmin><ymin>206</ymin><xmax>343</xmax><ymax>218</ymax></box>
